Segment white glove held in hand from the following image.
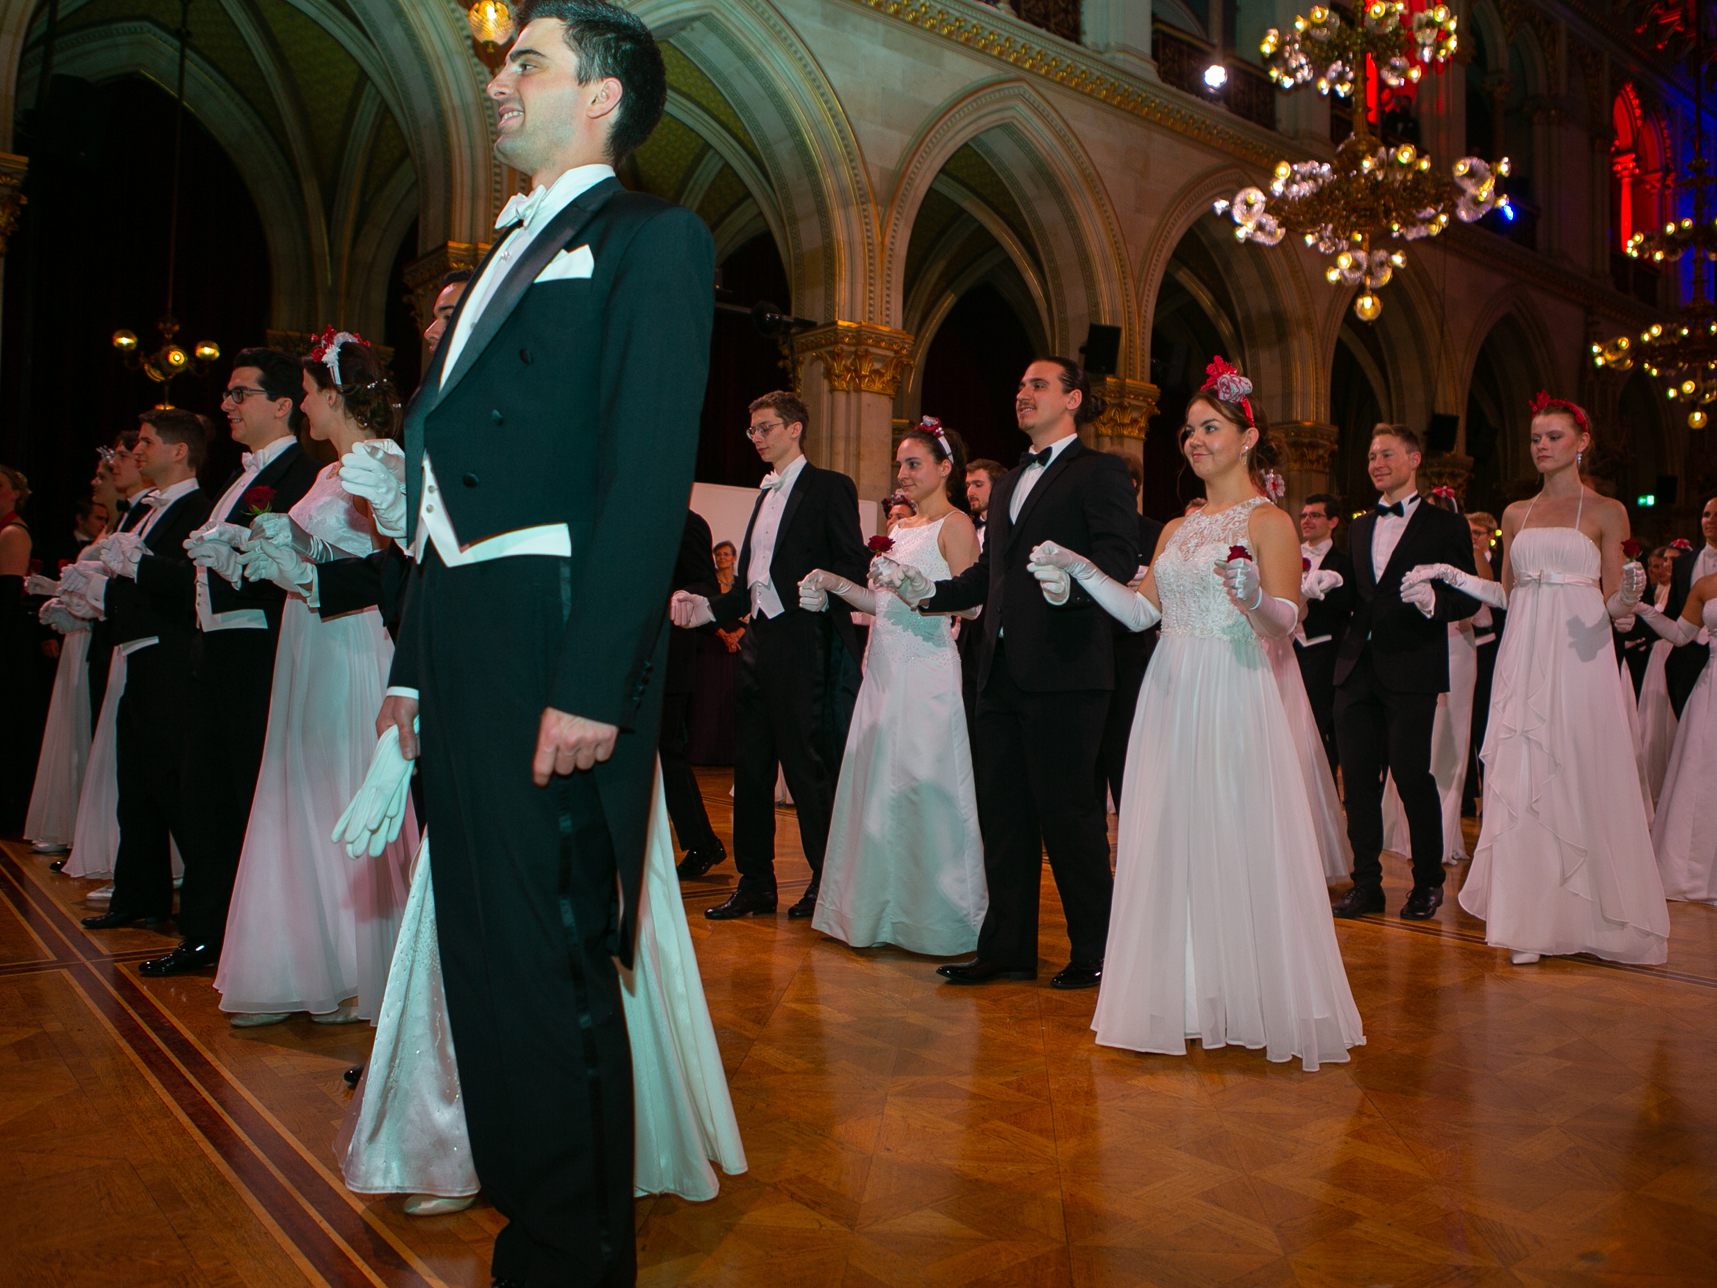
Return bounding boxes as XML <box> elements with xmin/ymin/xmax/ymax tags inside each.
<box><xmin>1026</xmin><ymin>559</ymin><xmax>1072</xmax><ymax>606</ymax></box>
<box><xmin>669</xmin><ymin>589</ymin><xmax>714</xmax><ymax>629</ymax></box>
<box><xmin>25</xmin><ymin>573</ymin><xmax>61</xmax><ymax>596</ymax></box>
<box><xmin>331</xmin><ymin>722</ymin><xmax>416</xmax><ymax>859</ymax></box>
<box><xmin>1401</xmin><ymin>561</ymin><xmax>1507</xmax><ymax>611</ymax></box>
<box><xmin>246</xmin><ymin>512</ymin><xmax>331</xmax><ymax>563</ymax></box>
<box><xmin>1301</xmin><ymin>569</ymin><xmax>1344</xmax><ymax>602</ymax></box>
<box><xmin>1216</xmin><ymin>557</ymin><xmax>1300</xmax><ymax>638</ymax></box>
<box><xmin>63</xmin><ymin>575</ymin><xmax>108</xmax><ymax>620</ymax></box>
<box><xmin>39</xmin><ymin>599</ymin><xmax>87</xmax><ymax>634</ymax></box>
<box><xmin>99</xmin><ymin>531</ymin><xmax>148</xmax><ymax>579</ymax></box>
<box><xmin>186</xmin><ymin>538</ymin><xmax>245</xmax><ymax>588</ymax></box>
<box><xmin>1401</xmin><ymin>578</ymin><xmax>1439</xmax><ymax>617</ymax></box>
<box><xmin>870</xmin><ymin>555</ymin><xmax>932</xmax><ymax>606</ymax></box>
<box><xmin>338</xmin><ymin>445</ymin><xmax>408</xmax><ymax>539</ymax></box>
<box><xmin>236</xmin><ymin>539</ymin><xmax>313</xmax><ymax>594</ymax></box>
<box><xmin>1606</xmin><ymin>561</ymin><xmax>1647</xmax><ymax>619</ymax></box>
<box><xmin>1029</xmin><ymin>541</ymin><xmax>1160</xmax><ymax>631</ymax></box>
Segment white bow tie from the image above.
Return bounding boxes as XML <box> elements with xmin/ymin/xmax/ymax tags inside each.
<box><xmin>760</xmin><ymin>472</ymin><xmax>787</xmax><ymax>492</ymax></box>
<box><xmin>496</xmin><ymin>186</ymin><xmax>549</xmax><ymax>231</ymax></box>
<box><xmin>241</xmin><ymin>452</ymin><xmax>259</xmax><ymax>472</ymax></box>
<box><xmin>143</xmin><ymin>491</ymin><xmax>170</xmax><ymax>509</ymax></box>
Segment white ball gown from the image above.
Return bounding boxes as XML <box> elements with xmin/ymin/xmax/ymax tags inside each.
<box><xmin>1650</xmin><ymin>598</ymin><xmax>1717</xmax><ymax>904</ymax></box>
<box><xmin>25</xmin><ymin>628</ymin><xmax>92</xmax><ymax>849</ymax></box>
<box><xmin>338</xmin><ymin>769</ymin><xmax>746</xmax><ymax>1201</ymax></box>
<box><xmin>215</xmin><ymin>461</ymin><xmax>414</xmax><ymax>1018</ymax></box>
<box><xmin>1459</xmin><ymin>524</ymin><xmax>1669</xmax><ymax>963</ymax></box>
<box><xmin>814</xmin><ymin>517</ymin><xmax>987</xmax><ymax>955</ymax></box>
<box><xmin>1092</xmin><ymin>497</ymin><xmax>1364</xmax><ymax>1070</ymax></box>
<box><xmin>1263</xmin><ymin>636</ymin><xmax>1351</xmax><ymax>883</ymax></box>
<box><xmin>1635</xmin><ymin>637</ymin><xmax>1679</xmax><ymax>806</ymax></box>
<box><xmin>1382</xmin><ymin>619</ymin><xmax>1478</xmax><ymax>862</ymax></box>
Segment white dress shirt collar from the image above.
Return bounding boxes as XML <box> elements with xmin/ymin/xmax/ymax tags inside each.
<box><xmin>240</xmin><ymin>434</ymin><xmax>295</xmax><ymax>475</ymax></box>
<box><xmin>1302</xmin><ymin>536</ymin><xmax>1333</xmax><ymax>563</ymax></box>
<box><xmin>503</xmin><ymin>164</ymin><xmax>615</xmax><ymax>232</ymax></box>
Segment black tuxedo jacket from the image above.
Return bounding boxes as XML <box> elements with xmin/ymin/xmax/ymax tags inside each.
<box><xmin>923</xmin><ymin>439</ymin><xmax>1136</xmax><ymax>693</ymax></box>
<box><xmin>706</xmin><ymin>462</ymin><xmax>869</xmax><ymax>662</ymax></box>
<box><xmin>314</xmin><ymin>546</ymin><xmax>413</xmax><ymax>636</ymax></box>
<box><xmin>104</xmin><ymin>488</ymin><xmax>213</xmax><ymax>650</ymax></box>
<box><xmin>133</xmin><ymin>441</ymin><xmax>320</xmax><ymax>631</ymax></box>
<box><xmin>1112</xmin><ymin>511</ymin><xmax>1165</xmax><ymax>663</ymax></box>
<box><xmin>668</xmin><ymin>511</ymin><xmax>719</xmax><ymax>697</ymax></box>
<box><xmin>1335</xmin><ymin>500</ymin><xmax>1478</xmax><ymax>694</ymax></box>
<box><xmin>1300</xmin><ymin>543</ymin><xmax>1355</xmax><ymax>646</ymax></box>
<box><xmin>391</xmin><ymin>177</ymin><xmax>714</xmax><ymax>966</ymax></box>
<box><xmin>1664</xmin><ymin>547</ymin><xmax>1713</xmax><ymax>713</ymax></box>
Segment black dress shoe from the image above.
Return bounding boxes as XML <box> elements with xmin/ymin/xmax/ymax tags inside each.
<box><xmin>1332</xmin><ymin>886</ymin><xmax>1385</xmax><ymax>919</ymax></box>
<box><xmin>937</xmin><ymin>959</ymin><xmax>1037</xmax><ymax>985</ymax></box>
<box><xmin>1400</xmin><ymin>886</ymin><xmax>1444</xmax><ymax>920</ymax></box>
<box><xmin>675</xmin><ymin>842</ymin><xmax>728</xmax><ymax>881</ymax></box>
<box><xmin>47</xmin><ymin>859</ymin><xmax>66</xmax><ymax>872</ymax></box>
<box><xmin>786</xmin><ymin>884</ymin><xmax>820</xmax><ymax>920</ymax></box>
<box><xmin>704</xmin><ymin>888</ymin><xmax>777</xmax><ymax>920</ymax></box>
<box><xmin>81</xmin><ymin>909</ymin><xmax>166</xmax><ymax>930</ymax></box>
<box><xmin>138</xmin><ymin>942</ymin><xmax>218</xmax><ymax>977</ymax></box>
<box><xmin>1050</xmin><ymin>961</ymin><xmax>1103</xmax><ymax>990</ymax></box>
<box><xmin>343</xmin><ymin>1065</ymin><xmax>364</xmax><ymax>1088</ymax></box>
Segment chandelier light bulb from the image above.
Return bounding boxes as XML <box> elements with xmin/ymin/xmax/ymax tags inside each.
<box><xmin>1692</xmin><ymin>409</ymin><xmax>1709</xmax><ymax>430</ymax></box>
<box><xmin>1354</xmin><ymin>291</ymin><xmax>1382</xmax><ymax>321</ymax></box>
<box><xmin>112</xmin><ymin>329</ymin><xmax>138</xmax><ymax>352</ymax></box>
<box><xmin>1204</xmin><ymin>63</ymin><xmax>1229</xmax><ymax>90</ymax></box>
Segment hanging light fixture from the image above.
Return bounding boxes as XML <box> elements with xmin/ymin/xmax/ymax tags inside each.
<box><xmin>1213</xmin><ymin>3</ymin><xmax>1510</xmax><ymax>322</ymax></box>
<box><xmin>467</xmin><ymin>1</ymin><xmax>517</xmax><ymax>73</ymax></box>
<box><xmin>1591</xmin><ymin>32</ymin><xmax>1715</xmax><ymax>430</ymax></box>
<box><xmin>111</xmin><ymin>0</ymin><xmax>218</xmax><ymax>405</ymax></box>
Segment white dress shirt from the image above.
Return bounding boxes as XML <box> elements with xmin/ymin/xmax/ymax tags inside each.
<box><xmin>198</xmin><ymin>434</ymin><xmax>296</xmax><ymax>633</ymax></box>
<box><xmin>118</xmin><ymin>476</ymin><xmax>203</xmax><ymax>657</ymax></box>
<box><xmin>746</xmin><ymin>454</ymin><xmax>808</xmax><ymax>620</ymax></box>
<box><xmin>1008</xmin><ymin>432</ymin><xmax>1078</xmax><ymax>523</ymax></box>
<box><xmin>413</xmin><ymin>163</ymin><xmax>614</xmax><ymax>568</ymax></box>
<box><xmin>1372</xmin><ymin>491</ymin><xmax>1422</xmax><ymax>581</ymax></box>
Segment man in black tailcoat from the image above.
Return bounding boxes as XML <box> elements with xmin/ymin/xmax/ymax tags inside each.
<box><xmin>1096</xmin><ymin>451</ymin><xmax>1163</xmax><ymax>812</ymax></box>
<box><xmin>662</xmin><ymin>509</ymin><xmax>726</xmax><ymax>878</ymax></box>
<box><xmin>1332</xmin><ymin>426</ymin><xmax>1478</xmax><ymax>923</ymax></box>
<box><xmin>1295</xmin><ymin>492</ymin><xmax>1354</xmax><ymax>771</ymax></box>
<box><xmin>372</xmin><ymin>5</ymin><xmax>714</xmax><ymax>1282</ymax></box>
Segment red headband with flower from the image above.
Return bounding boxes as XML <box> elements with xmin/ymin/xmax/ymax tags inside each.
<box><xmin>1431</xmin><ymin>485</ymin><xmax>1457</xmax><ymax>500</ymax></box>
<box><xmin>1528</xmin><ymin>390</ymin><xmax>1591</xmax><ymax>437</ymax></box>
<box><xmin>1199</xmin><ymin>356</ymin><xmax>1255</xmax><ymax>427</ymax></box>
<box><xmin>309</xmin><ymin>326</ymin><xmax>370</xmax><ymax>386</ymax></box>
<box><xmin>914</xmin><ymin>414</ymin><xmax>954</xmax><ymax>461</ymax></box>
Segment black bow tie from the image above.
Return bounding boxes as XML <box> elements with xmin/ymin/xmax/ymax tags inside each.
<box><xmin>1020</xmin><ymin>448</ymin><xmax>1053</xmax><ymax>469</ymax></box>
<box><xmin>1376</xmin><ymin>500</ymin><xmax>1406</xmax><ymax>518</ymax></box>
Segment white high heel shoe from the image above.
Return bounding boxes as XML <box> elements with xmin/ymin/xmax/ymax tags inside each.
<box><xmin>311</xmin><ymin>1001</ymin><xmax>362</xmax><ymax>1025</ymax></box>
<box><xmin>403</xmin><ymin>1193</ymin><xmax>477</xmax><ymax>1217</ymax></box>
<box><xmin>1509</xmin><ymin>951</ymin><xmax>1541</xmax><ymax>966</ymax></box>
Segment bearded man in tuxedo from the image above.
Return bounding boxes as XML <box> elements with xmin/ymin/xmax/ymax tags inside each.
<box><xmin>372</xmin><ymin>4</ymin><xmax>714</xmax><ymax>1283</ymax></box>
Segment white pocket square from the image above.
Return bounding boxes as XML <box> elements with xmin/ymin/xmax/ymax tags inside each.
<box><xmin>535</xmin><ymin>244</ymin><xmax>594</xmax><ymax>282</ymax></box>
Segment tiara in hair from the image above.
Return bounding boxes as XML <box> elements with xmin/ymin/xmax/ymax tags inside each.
<box><xmin>309</xmin><ymin>327</ymin><xmax>369</xmax><ymax>387</ymax></box>
<box><xmin>1528</xmin><ymin>390</ymin><xmax>1590</xmax><ymax>437</ymax></box>
<box><xmin>1199</xmin><ymin>355</ymin><xmax>1255</xmax><ymax>426</ymax></box>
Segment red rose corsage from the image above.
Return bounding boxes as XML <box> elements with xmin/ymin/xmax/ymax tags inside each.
<box><xmin>1431</xmin><ymin>485</ymin><xmax>1457</xmax><ymax>501</ymax></box>
<box><xmin>1622</xmin><ymin>538</ymin><xmax>1642</xmax><ymax>560</ymax></box>
<box><xmin>868</xmin><ymin>535</ymin><xmax>895</xmax><ymax>554</ymax></box>
<box><xmin>241</xmin><ymin>485</ymin><xmax>276</xmax><ymax>517</ymax></box>
<box><xmin>1227</xmin><ymin>545</ymin><xmax>1252</xmax><ymax>563</ymax></box>
<box><xmin>1302</xmin><ymin>556</ymin><xmax>1312</xmax><ymax>572</ymax></box>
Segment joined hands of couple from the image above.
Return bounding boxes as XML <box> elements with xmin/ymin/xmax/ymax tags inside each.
<box><xmin>1397</xmin><ymin>556</ymin><xmax>1645</xmax><ymax>619</ymax></box>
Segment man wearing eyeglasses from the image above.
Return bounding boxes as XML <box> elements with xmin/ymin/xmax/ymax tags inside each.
<box><xmin>134</xmin><ymin>348</ymin><xmax>320</xmax><ymax>979</ymax></box>
<box><xmin>671</xmin><ymin>391</ymin><xmax>868</xmax><ymax>919</ymax></box>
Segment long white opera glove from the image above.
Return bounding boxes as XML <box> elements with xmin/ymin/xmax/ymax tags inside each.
<box><xmin>1029</xmin><ymin>540</ymin><xmax>1161</xmax><ymax>632</ymax></box>
<box><xmin>869</xmin><ymin>555</ymin><xmax>932</xmax><ymax>606</ymax></box>
<box><xmin>339</xmin><ymin>444</ymin><xmax>407</xmax><ymax>539</ymax></box>
<box><xmin>798</xmin><ymin>567</ymin><xmax>876</xmax><ymax>614</ymax></box>
<box><xmin>669</xmin><ymin>589</ymin><xmax>714</xmax><ymax>629</ymax></box>
<box><xmin>1301</xmin><ymin>568</ymin><xmax>1344</xmax><ymax>602</ymax></box>
<box><xmin>1401</xmin><ymin>562</ymin><xmax>1507</xmax><ymax>612</ymax></box>
<box><xmin>246</xmin><ymin>512</ymin><xmax>332</xmax><ymax>564</ymax></box>
<box><xmin>331</xmin><ymin>722</ymin><xmax>416</xmax><ymax>859</ymax></box>
<box><xmin>235</xmin><ymin>538</ymin><xmax>313</xmax><ymax>595</ymax></box>
<box><xmin>1635</xmin><ymin>604</ymin><xmax>1701</xmax><ymax>646</ymax></box>
<box><xmin>1217</xmin><ymin>556</ymin><xmax>1298</xmax><ymax>639</ymax></box>
<box><xmin>1606</xmin><ymin>561</ymin><xmax>1647</xmax><ymax>621</ymax></box>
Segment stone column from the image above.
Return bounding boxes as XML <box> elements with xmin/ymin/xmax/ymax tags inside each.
<box><xmin>1274</xmin><ymin>419</ymin><xmax>1340</xmax><ymax>516</ymax></box>
<box><xmin>1418</xmin><ymin>452</ymin><xmax>1474</xmax><ymax>503</ymax></box>
<box><xmin>1080</xmin><ymin>0</ymin><xmax>1155</xmax><ymax>80</ymax></box>
<box><xmin>1089</xmin><ymin>376</ymin><xmax>1159</xmax><ymax>506</ymax></box>
<box><xmin>791</xmin><ymin>321</ymin><xmax>916</xmax><ymax>504</ymax></box>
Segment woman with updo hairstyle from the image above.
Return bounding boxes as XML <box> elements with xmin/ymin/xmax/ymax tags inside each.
<box><xmin>795</xmin><ymin>414</ymin><xmax>988</xmax><ymax>955</ymax></box>
<box><xmin>210</xmin><ymin>327</ymin><xmax>415</xmax><ymax>1028</ymax></box>
<box><xmin>1404</xmin><ymin>391</ymin><xmax>1668</xmax><ymax>965</ymax></box>
<box><xmin>1026</xmin><ymin>355</ymin><xmax>1363</xmax><ymax>1069</ymax></box>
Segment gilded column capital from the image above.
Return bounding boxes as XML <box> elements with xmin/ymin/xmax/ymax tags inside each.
<box><xmin>792</xmin><ymin>321</ymin><xmax>916</xmax><ymax>397</ymax></box>
<box><xmin>1090</xmin><ymin>376</ymin><xmax>1159</xmax><ymax>444</ymax></box>
<box><xmin>1274</xmin><ymin>420</ymin><xmax>1340</xmax><ymax>473</ymax></box>
<box><xmin>0</xmin><ymin>153</ymin><xmax>28</xmax><ymax>256</ymax></box>
<box><xmin>1418</xmin><ymin>453</ymin><xmax>1474</xmax><ymax>501</ymax></box>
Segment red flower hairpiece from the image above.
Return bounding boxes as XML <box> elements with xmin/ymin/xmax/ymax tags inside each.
<box><xmin>1671</xmin><ymin>537</ymin><xmax>1694</xmax><ymax>551</ymax></box>
<box><xmin>915</xmin><ymin>414</ymin><xmax>954</xmax><ymax>461</ymax></box>
<box><xmin>867</xmin><ymin>535</ymin><xmax>895</xmax><ymax>554</ymax></box>
<box><xmin>1199</xmin><ymin>356</ymin><xmax>1255</xmax><ymax>426</ymax></box>
<box><xmin>1528</xmin><ymin>390</ymin><xmax>1591</xmax><ymax>437</ymax></box>
<box><xmin>1431</xmin><ymin>485</ymin><xmax>1457</xmax><ymax>500</ymax></box>
<box><xmin>309</xmin><ymin>327</ymin><xmax>369</xmax><ymax>385</ymax></box>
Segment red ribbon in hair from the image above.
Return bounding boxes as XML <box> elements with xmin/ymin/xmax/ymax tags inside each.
<box><xmin>1199</xmin><ymin>356</ymin><xmax>1255</xmax><ymax>427</ymax></box>
<box><xmin>1528</xmin><ymin>390</ymin><xmax>1591</xmax><ymax>437</ymax></box>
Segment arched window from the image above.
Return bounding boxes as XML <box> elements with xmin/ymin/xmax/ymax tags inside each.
<box><xmin>1612</xmin><ymin>84</ymin><xmax>1669</xmax><ymax>253</ymax></box>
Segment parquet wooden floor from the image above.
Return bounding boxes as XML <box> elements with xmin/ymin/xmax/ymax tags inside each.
<box><xmin>3</xmin><ymin>768</ymin><xmax>1714</xmax><ymax>1287</ymax></box>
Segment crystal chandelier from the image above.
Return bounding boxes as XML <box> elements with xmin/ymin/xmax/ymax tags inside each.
<box><xmin>1590</xmin><ymin>52</ymin><xmax>1715</xmax><ymax>430</ymax></box>
<box><xmin>1214</xmin><ymin>3</ymin><xmax>1510</xmax><ymax>322</ymax></box>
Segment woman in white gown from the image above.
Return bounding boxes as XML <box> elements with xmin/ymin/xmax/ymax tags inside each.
<box><xmin>798</xmin><ymin>417</ymin><xmax>987</xmax><ymax>955</ymax></box>
<box><xmin>1630</xmin><ymin>547</ymin><xmax>1680</xmax><ymax>806</ymax></box>
<box><xmin>338</xmin><ymin>768</ymin><xmax>746</xmax><ymax>1208</ymax></box>
<box><xmin>1029</xmin><ymin>359</ymin><xmax>1363</xmax><ymax>1070</ymax></box>
<box><xmin>1411</xmin><ymin>393</ymin><xmax>1668</xmax><ymax>964</ymax></box>
<box><xmin>214</xmin><ymin>335</ymin><xmax>413</xmax><ymax>1024</ymax></box>
<box><xmin>1637</xmin><ymin>575</ymin><xmax>1717</xmax><ymax>903</ymax></box>
<box><xmin>26</xmin><ymin>602</ymin><xmax>93</xmax><ymax>852</ymax></box>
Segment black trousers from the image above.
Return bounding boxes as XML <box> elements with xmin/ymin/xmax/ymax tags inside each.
<box><xmin>731</xmin><ymin>610</ymin><xmax>844</xmax><ymax>893</ymax></box>
<box><xmin>1335</xmin><ymin>651</ymin><xmax>1444</xmax><ymax>891</ymax></box>
<box><xmin>1464</xmin><ymin>637</ymin><xmax>1500</xmax><ymax>815</ymax></box>
<box><xmin>1097</xmin><ymin>633</ymin><xmax>1153</xmax><ymax>809</ymax></box>
<box><xmin>658</xmin><ymin>688</ymin><xmax>718</xmax><ymax>853</ymax></box>
<box><xmin>172</xmin><ymin>628</ymin><xmax>280</xmax><ymax>948</ymax></box>
<box><xmin>416</xmin><ymin>554</ymin><xmax>634</xmax><ymax>1287</ymax></box>
<box><xmin>1294</xmin><ymin>639</ymin><xmax>1341</xmax><ymax>772</ymax></box>
<box><xmin>110</xmin><ymin>646</ymin><xmax>191</xmax><ymax>918</ymax></box>
<box><xmin>972</xmin><ymin>641</ymin><xmax>1114</xmax><ymax>969</ymax></box>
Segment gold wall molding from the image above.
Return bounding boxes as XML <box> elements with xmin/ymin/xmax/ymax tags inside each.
<box><xmin>793</xmin><ymin>320</ymin><xmax>917</xmax><ymax>396</ymax></box>
<box><xmin>1274</xmin><ymin>420</ymin><xmax>1340</xmax><ymax>473</ymax></box>
<box><xmin>1091</xmin><ymin>376</ymin><xmax>1159</xmax><ymax>442</ymax></box>
<box><xmin>0</xmin><ymin>152</ymin><xmax>27</xmax><ymax>257</ymax></box>
<box><xmin>841</xmin><ymin>0</ymin><xmax>1278</xmax><ymax>168</ymax></box>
